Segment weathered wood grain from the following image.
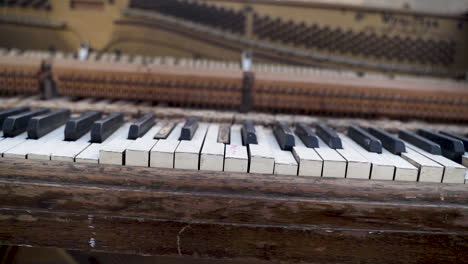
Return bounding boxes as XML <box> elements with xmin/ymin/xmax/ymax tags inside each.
<box><xmin>0</xmin><ymin>158</ymin><xmax>466</xmax><ymax>262</ymax></box>
<box><xmin>0</xmin><ymin>208</ymin><xmax>467</xmax><ymax>264</ymax></box>
<box><xmin>0</xmin><ymin>159</ymin><xmax>466</xmax><ymax>204</ymax></box>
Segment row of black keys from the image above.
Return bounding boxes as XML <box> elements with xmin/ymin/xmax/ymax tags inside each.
<box><xmin>0</xmin><ymin>107</ymin><xmax>207</xmax><ymax>143</ymax></box>
<box><xmin>1</xmin><ymin>107</ymin><xmax>467</xmax><ymax>162</ymax></box>
<box><xmin>269</xmin><ymin>121</ymin><xmax>468</xmax><ymax>163</ymax></box>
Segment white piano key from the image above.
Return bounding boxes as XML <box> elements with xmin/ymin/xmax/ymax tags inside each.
<box><xmin>200</xmin><ymin>124</ymin><xmax>225</xmax><ymax>171</ymax></box>
<box><xmin>314</xmin><ymin>137</ymin><xmax>346</xmax><ymax>178</ymax></box>
<box><xmin>292</xmin><ymin>134</ymin><xmax>323</xmax><ymax>177</ymax></box>
<box><xmin>125</xmin><ymin>123</ymin><xmax>164</xmax><ymax>167</ymax></box>
<box><xmin>100</xmin><ymin>123</ymin><xmax>135</xmax><ymax>165</ymax></box>
<box><xmin>341</xmin><ymin>134</ymin><xmax>395</xmax><ymax>181</ymax></box>
<box><xmin>28</xmin><ymin>126</ymin><xmax>67</xmax><ymax>160</ymax></box>
<box><xmin>76</xmin><ymin>124</ymin><xmax>130</xmax><ymax>164</ymax></box>
<box><xmin>174</xmin><ymin>123</ymin><xmax>209</xmax><ymax>170</ymax></box>
<box><xmin>0</xmin><ymin>132</ymin><xmax>28</xmax><ymax>157</ymax></box>
<box><xmin>4</xmin><ymin>126</ymin><xmax>65</xmax><ymax>159</ymax></box>
<box><xmin>336</xmin><ymin>133</ymin><xmax>371</xmax><ymax>179</ymax></box>
<box><xmin>150</xmin><ymin>123</ymin><xmax>183</xmax><ymax>168</ymax></box>
<box><xmin>265</xmin><ymin>128</ymin><xmax>298</xmax><ymax>175</ymax></box>
<box><xmin>400</xmin><ymin>147</ymin><xmax>444</xmax><ymax>183</ymax></box>
<box><xmin>463</xmin><ymin>153</ymin><xmax>468</xmax><ymax>168</ymax></box>
<box><xmin>248</xmin><ymin>126</ymin><xmax>274</xmax><ymax>174</ymax></box>
<box><xmin>51</xmin><ymin>132</ymin><xmax>92</xmax><ymax>162</ymax></box>
<box><xmin>224</xmin><ymin>125</ymin><xmax>248</xmax><ymax>173</ymax></box>
<box><xmin>381</xmin><ymin>148</ymin><xmax>418</xmax><ymax>182</ymax></box>
<box><xmin>405</xmin><ymin>142</ymin><xmax>466</xmax><ymax>184</ymax></box>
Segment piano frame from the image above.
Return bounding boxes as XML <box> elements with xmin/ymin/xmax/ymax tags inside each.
<box><xmin>0</xmin><ymin>158</ymin><xmax>466</xmax><ymax>263</ymax></box>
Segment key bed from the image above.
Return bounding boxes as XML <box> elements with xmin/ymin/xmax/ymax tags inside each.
<box><xmin>0</xmin><ymin>107</ymin><xmax>467</xmax><ymax>184</ymax></box>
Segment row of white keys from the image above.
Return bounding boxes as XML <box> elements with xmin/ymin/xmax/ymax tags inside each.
<box><xmin>174</xmin><ymin>123</ymin><xmax>209</xmax><ymax>170</ymax></box>
<box><xmin>400</xmin><ymin>147</ymin><xmax>444</xmax><ymax>183</ymax></box>
<box><xmin>3</xmin><ymin>126</ymin><xmax>65</xmax><ymax>159</ymax></box>
<box><xmin>341</xmin><ymin>134</ymin><xmax>395</xmax><ymax>180</ymax></box>
<box><xmin>0</xmin><ymin>132</ymin><xmax>28</xmax><ymax>157</ymax></box>
<box><xmin>224</xmin><ymin>125</ymin><xmax>248</xmax><ymax>173</ymax></box>
<box><xmin>292</xmin><ymin>134</ymin><xmax>323</xmax><ymax>177</ymax></box>
<box><xmin>200</xmin><ymin>124</ymin><xmax>225</xmax><ymax>171</ymax></box>
<box><xmin>76</xmin><ymin>124</ymin><xmax>130</xmax><ymax>164</ymax></box>
<box><xmin>125</xmin><ymin>123</ymin><xmax>164</xmax><ymax>167</ymax></box>
<box><xmin>248</xmin><ymin>126</ymin><xmax>274</xmax><ymax>174</ymax></box>
<box><xmin>336</xmin><ymin>134</ymin><xmax>371</xmax><ymax>179</ymax></box>
<box><xmin>150</xmin><ymin>123</ymin><xmax>183</xmax><ymax>168</ymax></box>
<box><xmin>264</xmin><ymin>128</ymin><xmax>298</xmax><ymax>175</ymax></box>
<box><xmin>314</xmin><ymin>137</ymin><xmax>346</xmax><ymax>178</ymax></box>
<box><xmin>403</xmin><ymin>141</ymin><xmax>466</xmax><ymax>183</ymax></box>
<box><xmin>52</xmin><ymin>132</ymin><xmax>92</xmax><ymax>162</ymax></box>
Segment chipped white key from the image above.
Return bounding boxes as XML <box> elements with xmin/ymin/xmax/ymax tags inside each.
<box><xmin>76</xmin><ymin>124</ymin><xmax>130</xmax><ymax>164</ymax></box>
<box><xmin>125</xmin><ymin>124</ymin><xmax>164</xmax><ymax>167</ymax></box>
<box><xmin>0</xmin><ymin>132</ymin><xmax>28</xmax><ymax>157</ymax></box>
<box><xmin>174</xmin><ymin>123</ymin><xmax>208</xmax><ymax>170</ymax></box>
<box><xmin>224</xmin><ymin>125</ymin><xmax>248</xmax><ymax>173</ymax></box>
<box><xmin>337</xmin><ymin>133</ymin><xmax>371</xmax><ymax>179</ymax></box>
<box><xmin>265</xmin><ymin>129</ymin><xmax>297</xmax><ymax>175</ymax></box>
<box><xmin>200</xmin><ymin>124</ymin><xmax>225</xmax><ymax>171</ymax></box>
<box><xmin>405</xmin><ymin>142</ymin><xmax>465</xmax><ymax>184</ymax></box>
<box><xmin>314</xmin><ymin>137</ymin><xmax>346</xmax><ymax>178</ymax></box>
<box><xmin>248</xmin><ymin>126</ymin><xmax>274</xmax><ymax>174</ymax></box>
<box><xmin>52</xmin><ymin>132</ymin><xmax>92</xmax><ymax>162</ymax></box>
<box><xmin>342</xmin><ymin>134</ymin><xmax>394</xmax><ymax>181</ymax></box>
<box><xmin>4</xmin><ymin>126</ymin><xmax>65</xmax><ymax>159</ymax></box>
<box><xmin>150</xmin><ymin>123</ymin><xmax>183</xmax><ymax>168</ymax></box>
<box><xmin>292</xmin><ymin>134</ymin><xmax>322</xmax><ymax>177</ymax></box>
<box><xmin>400</xmin><ymin>147</ymin><xmax>444</xmax><ymax>183</ymax></box>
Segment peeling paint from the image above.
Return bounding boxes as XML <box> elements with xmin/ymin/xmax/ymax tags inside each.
<box><xmin>89</xmin><ymin>237</ymin><xmax>96</xmax><ymax>248</ymax></box>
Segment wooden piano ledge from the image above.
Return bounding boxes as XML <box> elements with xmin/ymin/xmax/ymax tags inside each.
<box><xmin>0</xmin><ymin>158</ymin><xmax>466</xmax><ymax>263</ymax></box>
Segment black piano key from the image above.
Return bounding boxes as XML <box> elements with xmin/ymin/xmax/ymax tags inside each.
<box><xmin>179</xmin><ymin>117</ymin><xmax>199</xmax><ymax>141</ymax></box>
<box><xmin>128</xmin><ymin>113</ymin><xmax>155</xmax><ymax>140</ymax></box>
<box><xmin>439</xmin><ymin>131</ymin><xmax>468</xmax><ymax>152</ymax></box>
<box><xmin>273</xmin><ymin>121</ymin><xmax>295</xmax><ymax>151</ymax></box>
<box><xmin>241</xmin><ymin>120</ymin><xmax>257</xmax><ymax>145</ymax></box>
<box><xmin>27</xmin><ymin>109</ymin><xmax>71</xmax><ymax>139</ymax></box>
<box><xmin>417</xmin><ymin>129</ymin><xmax>465</xmax><ymax>154</ymax></box>
<box><xmin>0</xmin><ymin>106</ymin><xmax>29</xmax><ymax>128</ymax></box>
<box><xmin>368</xmin><ymin>127</ymin><xmax>405</xmax><ymax>155</ymax></box>
<box><xmin>417</xmin><ymin>129</ymin><xmax>465</xmax><ymax>161</ymax></box>
<box><xmin>398</xmin><ymin>130</ymin><xmax>441</xmax><ymax>155</ymax></box>
<box><xmin>90</xmin><ymin>112</ymin><xmax>124</xmax><ymax>143</ymax></box>
<box><xmin>64</xmin><ymin>111</ymin><xmax>102</xmax><ymax>141</ymax></box>
<box><xmin>348</xmin><ymin>125</ymin><xmax>382</xmax><ymax>153</ymax></box>
<box><xmin>2</xmin><ymin>108</ymin><xmax>49</xmax><ymax>137</ymax></box>
<box><xmin>295</xmin><ymin>123</ymin><xmax>318</xmax><ymax>148</ymax></box>
<box><xmin>315</xmin><ymin>124</ymin><xmax>342</xmax><ymax>149</ymax></box>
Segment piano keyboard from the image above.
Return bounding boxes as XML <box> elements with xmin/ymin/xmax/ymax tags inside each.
<box><xmin>0</xmin><ymin>107</ymin><xmax>467</xmax><ymax>184</ymax></box>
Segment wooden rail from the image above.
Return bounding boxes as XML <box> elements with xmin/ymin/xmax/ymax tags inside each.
<box><xmin>0</xmin><ymin>158</ymin><xmax>466</xmax><ymax>263</ymax></box>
